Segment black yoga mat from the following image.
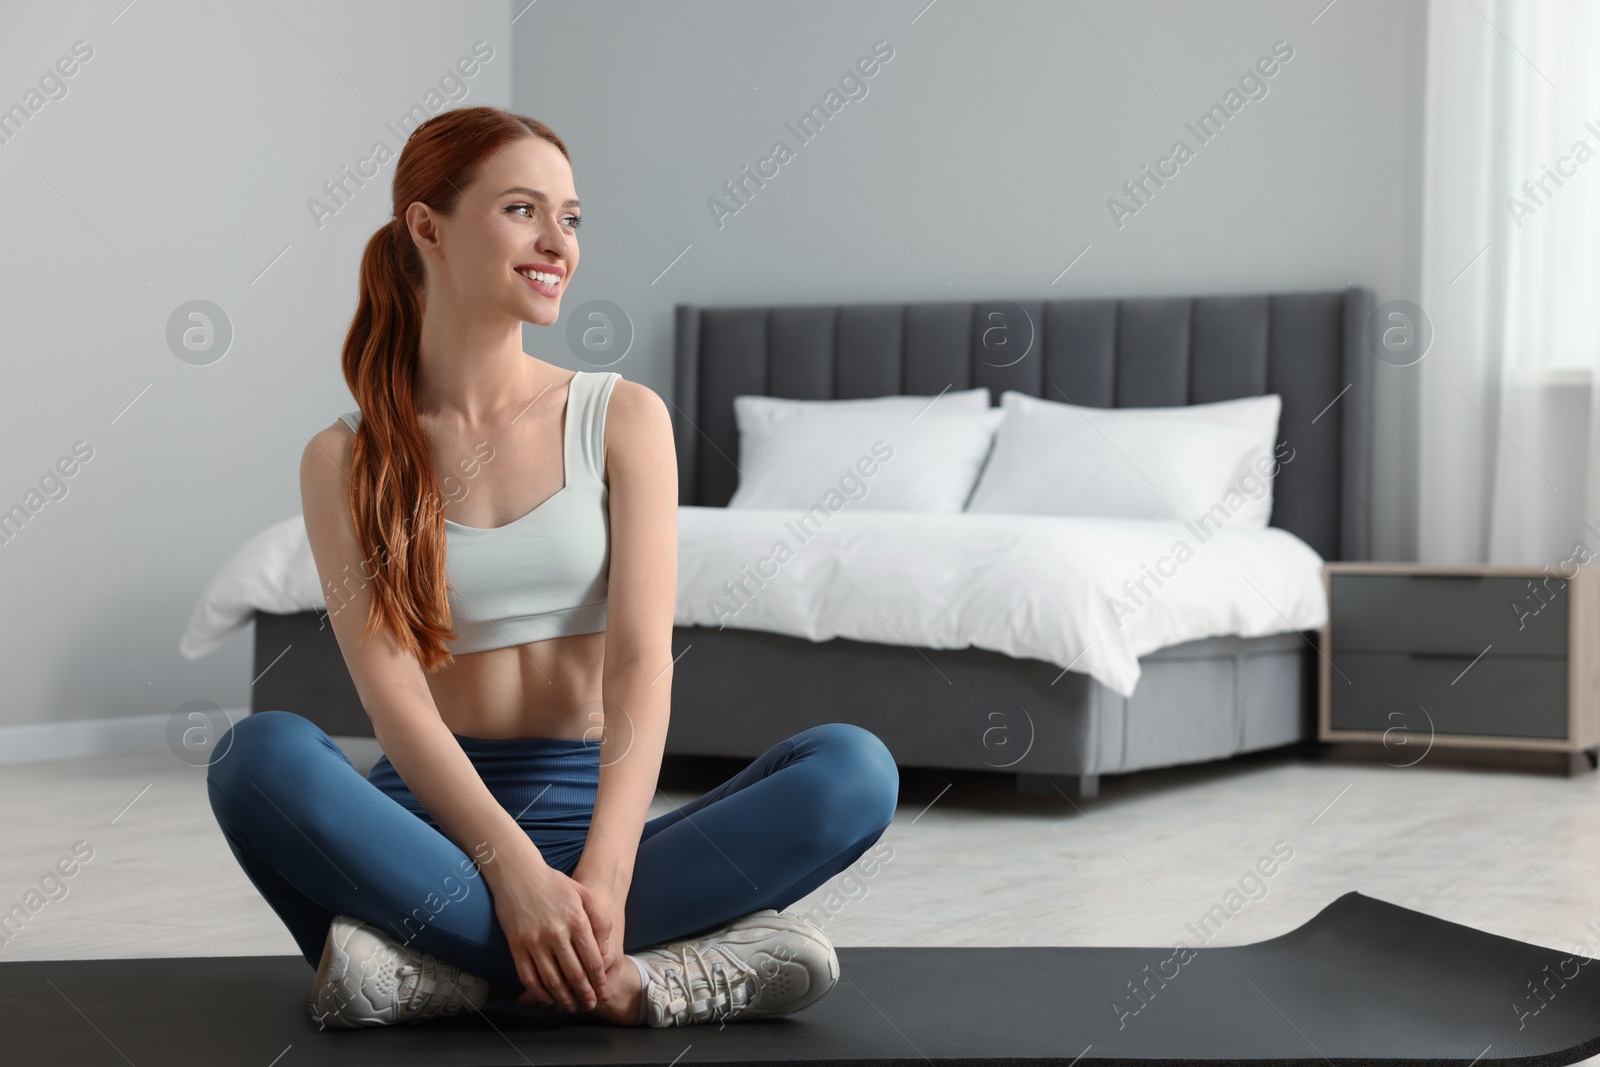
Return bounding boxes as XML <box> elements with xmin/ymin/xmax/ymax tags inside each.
<box><xmin>5</xmin><ymin>892</ymin><xmax>1599</xmax><ymax>1066</ymax></box>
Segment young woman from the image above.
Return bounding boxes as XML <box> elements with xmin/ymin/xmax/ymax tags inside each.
<box><xmin>205</xmin><ymin>106</ymin><xmax>899</xmax><ymax>1030</ymax></box>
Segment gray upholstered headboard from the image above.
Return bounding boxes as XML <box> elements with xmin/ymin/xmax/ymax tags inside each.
<box><xmin>671</xmin><ymin>287</ymin><xmax>1373</xmax><ymax>561</ymax></box>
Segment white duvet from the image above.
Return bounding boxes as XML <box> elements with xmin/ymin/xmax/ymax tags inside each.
<box><xmin>180</xmin><ymin>508</ymin><xmax>1327</xmax><ymax>698</ymax></box>
<box><xmin>674</xmin><ymin>506</ymin><xmax>1325</xmax><ymax>697</ymax></box>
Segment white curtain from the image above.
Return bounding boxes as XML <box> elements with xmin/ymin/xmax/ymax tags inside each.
<box><xmin>1419</xmin><ymin>0</ymin><xmax>1600</xmax><ymax>565</ymax></box>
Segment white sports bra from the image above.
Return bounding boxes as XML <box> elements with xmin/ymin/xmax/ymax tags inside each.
<box><xmin>339</xmin><ymin>370</ymin><xmax>620</xmax><ymax>654</ymax></box>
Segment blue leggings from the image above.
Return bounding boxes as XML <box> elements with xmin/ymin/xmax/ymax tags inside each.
<box><xmin>205</xmin><ymin>710</ymin><xmax>898</xmax><ymax>992</ymax></box>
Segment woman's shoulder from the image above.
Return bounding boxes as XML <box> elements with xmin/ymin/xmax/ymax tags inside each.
<box><xmin>303</xmin><ymin>416</ymin><xmax>358</xmax><ymax>487</ymax></box>
<box><xmin>312</xmin><ymin>409</ymin><xmax>358</xmax><ymax>442</ymax></box>
<box><xmin>595</xmin><ymin>374</ymin><xmax>671</xmax><ymax>472</ymax></box>
<box><xmin>598</xmin><ymin>374</ymin><xmax>663</xmax><ymax>429</ymax></box>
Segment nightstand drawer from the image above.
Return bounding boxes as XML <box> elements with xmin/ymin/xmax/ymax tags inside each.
<box><xmin>1328</xmin><ymin>651</ymin><xmax>1568</xmax><ymax>740</ymax></box>
<box><xmin>1330</xmin><ymin>575</ymin><xmax>1568</xmax><ymax>656</ymax></box>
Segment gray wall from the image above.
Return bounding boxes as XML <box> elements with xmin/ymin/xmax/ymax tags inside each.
<box><xmin>0</xmin><ymin>0</ymin><xmax>513</xmax><ymax>737</ymax></box>
<box><xmin>519</xmin><ymin>0</ymin><xmax>1424</xmax><ymax>561</ymax></box>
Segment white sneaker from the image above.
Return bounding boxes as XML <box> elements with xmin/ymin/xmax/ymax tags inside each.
<box><xmin>635</xmin><ymin>909</ymin><xmax>839</xmax><ymax>1027</ymax></box>
<box><xmin>309</xmin><ymin>913</ymin><xmax>493</xmax><ymax>1028</ymax></box>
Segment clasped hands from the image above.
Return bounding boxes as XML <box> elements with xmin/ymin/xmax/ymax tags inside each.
<box><xmin>485</xmin><ymin>849</ymin><xmax>629</xmax><ymax>1013</ymax></box>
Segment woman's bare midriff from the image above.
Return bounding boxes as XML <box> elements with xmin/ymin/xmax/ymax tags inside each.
<box><xmin>424</xmin><ymin>629</ymin><xmax>608</xmax><ymax>741</ymax></box>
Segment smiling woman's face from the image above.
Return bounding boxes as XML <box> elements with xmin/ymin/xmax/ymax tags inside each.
<box><xmin>414</xmin><ymin>135</ymin><xmax>580</xmax><ymax>328</ymax></box>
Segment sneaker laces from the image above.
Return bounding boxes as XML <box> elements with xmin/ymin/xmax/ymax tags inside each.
<box><xmin>396</xmin><ymin>954</ymin><xmax>461</xmax><ymax>1018</ymax></box>
<box><xmin>653</xmin><ymin>942</ymin><xmax>759</xmax><ymax>1025</ymax></box>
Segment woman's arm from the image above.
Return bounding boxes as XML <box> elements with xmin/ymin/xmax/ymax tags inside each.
<box><xmin>572</xmin><ymin>380</ymin><xmax>679</xmax><ymax>928</ymax></box>
<box><xmin>300</xmin><ymin>423</ymin><xmax>536</xmax><ymax>876</ymax></box>
<box><xmin>300</xmin><ymin>422</ymin><xmax>608</xmax><ymax>1009</ymax></box>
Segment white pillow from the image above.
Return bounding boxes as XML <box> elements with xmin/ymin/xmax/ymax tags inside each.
<box><xmin>964</xmin><ymin>392</ymin><xmax>1284</xmax><ymax>527</ymax></box>
<box><xmin>728</xmin><ymin>391</ymin><xmax>1004</xmax><ymax>512</ymax></box>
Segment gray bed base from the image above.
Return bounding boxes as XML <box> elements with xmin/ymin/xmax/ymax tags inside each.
<box><xmin>662</xmin><ymin>627</ymin><xmax>1313</xmax><ymax>798</ymax></box>
<box><xmin>250</xmin><ymin>287</ymin><xmax>1372</xmax><ymax>798</ymax></box>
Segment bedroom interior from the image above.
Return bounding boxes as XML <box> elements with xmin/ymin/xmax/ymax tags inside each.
<box><xmin>5</xmin><ymin>0</ymin><xmax>1600</xmax><ymax>1063</ymax></box>
<box><xmin>238</xmin><ymin>286</ymin><xmax>1372</xmax><ymax>798</ymax></box>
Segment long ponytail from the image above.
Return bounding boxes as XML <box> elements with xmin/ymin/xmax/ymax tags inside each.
<box><xmin>339</xmin><ymin>107</ymin><xmax>570</xmax><ymax>670</ymax></box>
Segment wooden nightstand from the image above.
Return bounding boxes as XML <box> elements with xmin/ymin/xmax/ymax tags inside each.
<box><xmin>1319</xmin><ymin>563</ymin><xmax>1600</xmax><ymax>771</ymax></box>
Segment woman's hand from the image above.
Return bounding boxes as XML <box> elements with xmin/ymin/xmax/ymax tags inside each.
<box><xmin>482</xmin><ymin>849</ymin><xmax>610</xmax><ymax>1012</ymax></box>
<box><xmin>571</xmin><ymin>870</ymin><xmax>627</xmax><ymax>975</ymax></box>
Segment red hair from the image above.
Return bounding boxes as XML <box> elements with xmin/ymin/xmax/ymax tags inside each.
<box><xmin>340</xmin><ymin>106</ymin><xmax>570</xmax><ymax>670</ymax></box>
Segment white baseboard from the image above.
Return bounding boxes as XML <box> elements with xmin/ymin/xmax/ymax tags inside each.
<box><xmin>0</xmin><ymin>708</ymin><xmax>250</xmax><ymax>766</ymax></box>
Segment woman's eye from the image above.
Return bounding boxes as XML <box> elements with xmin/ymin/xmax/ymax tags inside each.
<box><xmin>507</xmin><ymin>204</ymin><xmax>581</xmax><ymax>229</ymax></box>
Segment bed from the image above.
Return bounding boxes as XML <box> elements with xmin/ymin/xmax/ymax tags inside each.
<box><xmin>231</xmin><ymin>286</ymin><xmax>1372</xmax><ymax>797</ymax></box>
<box><xmin>661</xmin><ymin>287</ymin><xmax>1372</xmax><ymax>796</ymax></box>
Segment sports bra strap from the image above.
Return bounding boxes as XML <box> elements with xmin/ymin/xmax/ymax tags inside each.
<box><xmin>569</xmin><ymin>370</ymin><xmax>620</xmax><ymax>488</ymax></box>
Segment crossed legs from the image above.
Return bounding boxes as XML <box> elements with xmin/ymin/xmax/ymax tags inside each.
<box><xmin>205</xmin><ymin>710</ymin><xmax>899</xmax><ymax>997</ymax></box>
